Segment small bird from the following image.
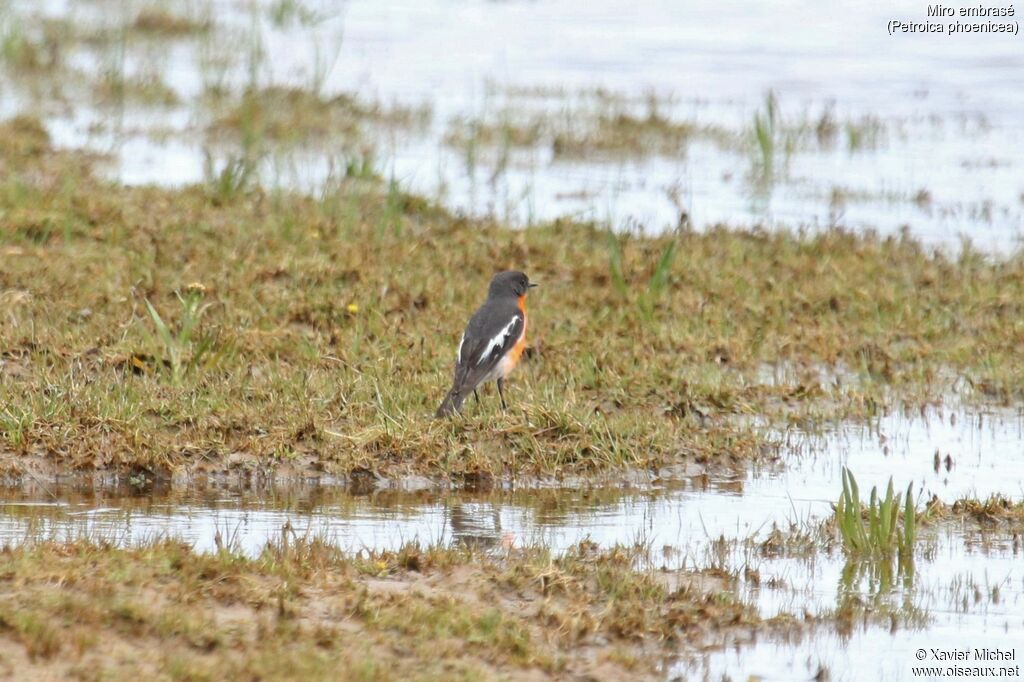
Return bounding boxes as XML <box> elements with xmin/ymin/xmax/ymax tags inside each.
<box><xmin>436</xmin><ymin>271</ymin><xmax>537</xmax><ymax>417</ymax></box>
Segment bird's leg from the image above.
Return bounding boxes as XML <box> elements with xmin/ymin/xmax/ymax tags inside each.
<box><xmin>473</xmin><ymin>389</ymin><xmax>480</xmax><ymax>405</ymax></box>
<box><xmin>496</xmin><ymin>379</ymin><xmax>508</xmax><ymax>411</ymax></box>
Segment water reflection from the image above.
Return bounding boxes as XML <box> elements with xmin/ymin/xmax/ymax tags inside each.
<box><xmin>3</xmin><ymin>404</ymin><xmax>1024</xmax><ymax>678</ymax></box>
<box><xmin>1</xmin><ymin>404</ymin><xmax>1022</xmax><ymax>556</ymax></box>
<box><xmin>9</xmin><ymin>0</ymin><xmax>1023</xmax><ymax>248</ymax></box>
<box><xmin>446</xmin><ymin>500</ymin><xmax>502</xmax><ymax>549</ymax></box>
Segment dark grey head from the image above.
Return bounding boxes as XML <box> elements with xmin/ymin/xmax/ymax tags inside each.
<box><xmin>487</xmin><ymin>270</ymin><xmax>536</xmax><ymax>299</ymax></box>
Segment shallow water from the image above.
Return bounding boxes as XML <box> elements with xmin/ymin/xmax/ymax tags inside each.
<box><xmin>10</xmin><ymin>0</ymin><xmax>1024</xmax><ymax>249</ymax></box>
<box><xmin>693</xmin><ymin>620</ymin><xmax>1024</xmax><ymax>682</ymax></box>
<box><xmin>3</xmin><ymin>405</ymin><xmax>1024</xmax><ymax>678</ymax></box>
<box><xmin>5</xmin><ymin>405</ymin><xmax>1021</xmax><ymax>556</ymax></box>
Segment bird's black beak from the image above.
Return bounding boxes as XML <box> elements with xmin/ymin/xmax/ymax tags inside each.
<box><xmin>528</xmin><ymin>282</ymin><xmax>538</xmax><ymax>288</ymax></box>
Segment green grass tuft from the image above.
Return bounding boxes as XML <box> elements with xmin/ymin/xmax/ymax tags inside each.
<box><xmin>835</xmin><ymin>468</ymin><xmax>916</xmax><ymax>565</ymax></box>
<box><xmin>141</xmin><ymin>284</ymin><xmax>221</xmax><ymax>385</ymax></box>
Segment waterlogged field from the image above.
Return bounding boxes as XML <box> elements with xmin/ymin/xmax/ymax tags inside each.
<box><xmin>2</xmin><ymin>406</ymin><xmax>1024</xmax><ymax>680</ymax></box>
<box><xmin>1</xmin><ymin>0</ymin><xmax>1024</xmax><ymax>680</ymax></box>
<box><xmin>2</xmin><ymin>0</ymin><xmax>1022</xmax><ymax>247</ymax></box>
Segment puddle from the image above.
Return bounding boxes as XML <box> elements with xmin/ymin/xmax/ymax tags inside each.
<box><xmin>783</xmin><ymin>404</ymin><xmax>1024</xmax><ymax>504</ymax></box>
<box><xmin>3</xmin><ymin>406</ymin><xmax>1021</xmax><ymax>553</ymax></box>
<box><xmin>7</xmin><ymin>490</ymin><xmax>1020</xmax><ymax>681</ymax></box>
<box><xmin>4</xmin><ymin>406</ymin><xmax>1017</xmax><ymax>555</ymax></box>
<box><xmin>688</xmin><ymin>520</ymin><xmax>1024</xmax><ymax>680</ymax></box>
<box><xmin>691</xmin><ymin>622</ymin><xmax>1024</xmax><ymax>682</ymax></box>
<box><xmin>7</xmin><ymin>0</ymin><xmax>1023</xmax><ymax>249</ymax></box>
<box><xmin>3</xmin><ymin>406</ymin><xmax>1024</xmax><ymax>677</ymax></box>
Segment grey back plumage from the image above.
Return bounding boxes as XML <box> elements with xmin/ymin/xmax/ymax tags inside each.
<box><xmin>436</xmin><ymin>271</ymin><xmax>531</xmax><ymax>417</ymax></box>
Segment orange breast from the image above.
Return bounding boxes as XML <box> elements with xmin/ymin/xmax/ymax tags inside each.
<box><xmin>507</xmin><ymin>295</ymin><xmax>528</xmax><ymax>367</ymax></box>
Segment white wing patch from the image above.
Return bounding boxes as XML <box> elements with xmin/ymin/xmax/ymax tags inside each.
<box><xmin>456</xmin><ymin>333</ymin><xmax>465</xmax><ymax>362</ymax></box>
<box><xmin>476</xmin><ymin>317</ymin><xmax>519</xmax><ymax>366</ymax></box>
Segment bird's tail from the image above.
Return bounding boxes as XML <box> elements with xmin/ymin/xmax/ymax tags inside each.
<box><xmin>435</xmin><ymin>387</ymin><xmax>466</xmax><ymax>418</ymax></box>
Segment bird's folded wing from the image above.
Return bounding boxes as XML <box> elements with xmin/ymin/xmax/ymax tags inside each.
<box><xmin>453</xmin><ymin>310</ymin><xmax>524</xmax><ymax>391</ymax></box>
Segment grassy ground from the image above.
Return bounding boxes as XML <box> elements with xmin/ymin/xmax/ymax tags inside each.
<box><xmin>0</xmin><ymin>536</ymin><xmax>762</xmax><ymax>681</ymax></box>
<box><xmin>1</xmin><ymin>114</ymin><xmax>1024</xmax><ymax>483</ymax></box>
<box><xmin>0</xmin><ymin>4</ymin><xmax>1021</xmax><ymax>680</ymax></box>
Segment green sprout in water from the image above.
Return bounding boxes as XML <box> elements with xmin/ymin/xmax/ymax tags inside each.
<box><xmin>834</xmin><ymin>468</ymin><xmax>918</xmax><ymax>619</ymax></box>
<box><xmin>752</xmin><ymin>92</ymin><xmax>777</xmax><ymax>176</ymax></box>
<box><xmin>749</xmin><ymin>90</ymin><xmax>796</xmax><ymax>187</ymax></box>
<box><xmin>142</xmin><ymin>283</ymin><xmax>219</xmax><ymax>384</ymax></box>
<box><xmin>835</xmin><ymin>467</ymin><xmax>916</xmax><ymax>565</ymax></box>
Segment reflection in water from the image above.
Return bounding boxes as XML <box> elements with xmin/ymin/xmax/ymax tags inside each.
<box><xmin>446</xmin><ymin>501</ymin><xmax>502</xmax><ymax>549</ymax></box>
<box><xmin>1</xmin><ymin>405</ymin><xmax>1024</xmax><ymax>680</ymax></box>
<box><xmin>835</xmin><ymin>555</ymin><xmax>921</xmax><ymax>636</ymax></box>
<box><xmin>1</xmin><ymin>404</ymin><xmax>1022</xmax><ymax>556</ymax></box>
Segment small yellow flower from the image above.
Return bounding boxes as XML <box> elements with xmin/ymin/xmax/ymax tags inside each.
<box><xmin>346</xmin><ymin>303</ymin><xmax>359</xmax><ymax>314</ymax></box>
<box><xmin>185</xmin><ymin>282</ymin><xmax>207</xmax><ymax>297</ymax></box>
<box><xmin>375</xmin><ymin>560</ymin><xmax>387</xmax><ymax>572</ymax></box>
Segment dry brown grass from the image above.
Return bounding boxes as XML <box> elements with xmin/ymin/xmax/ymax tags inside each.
<box><xmin>1</xmin><ymin>115</ymin><xmax>1023</xmax><ymax>484</ymax></box>
<box><xmin>0</xmin><ymin>537</ymin><xmax>761</xmax><ymax>681</ymax></box>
